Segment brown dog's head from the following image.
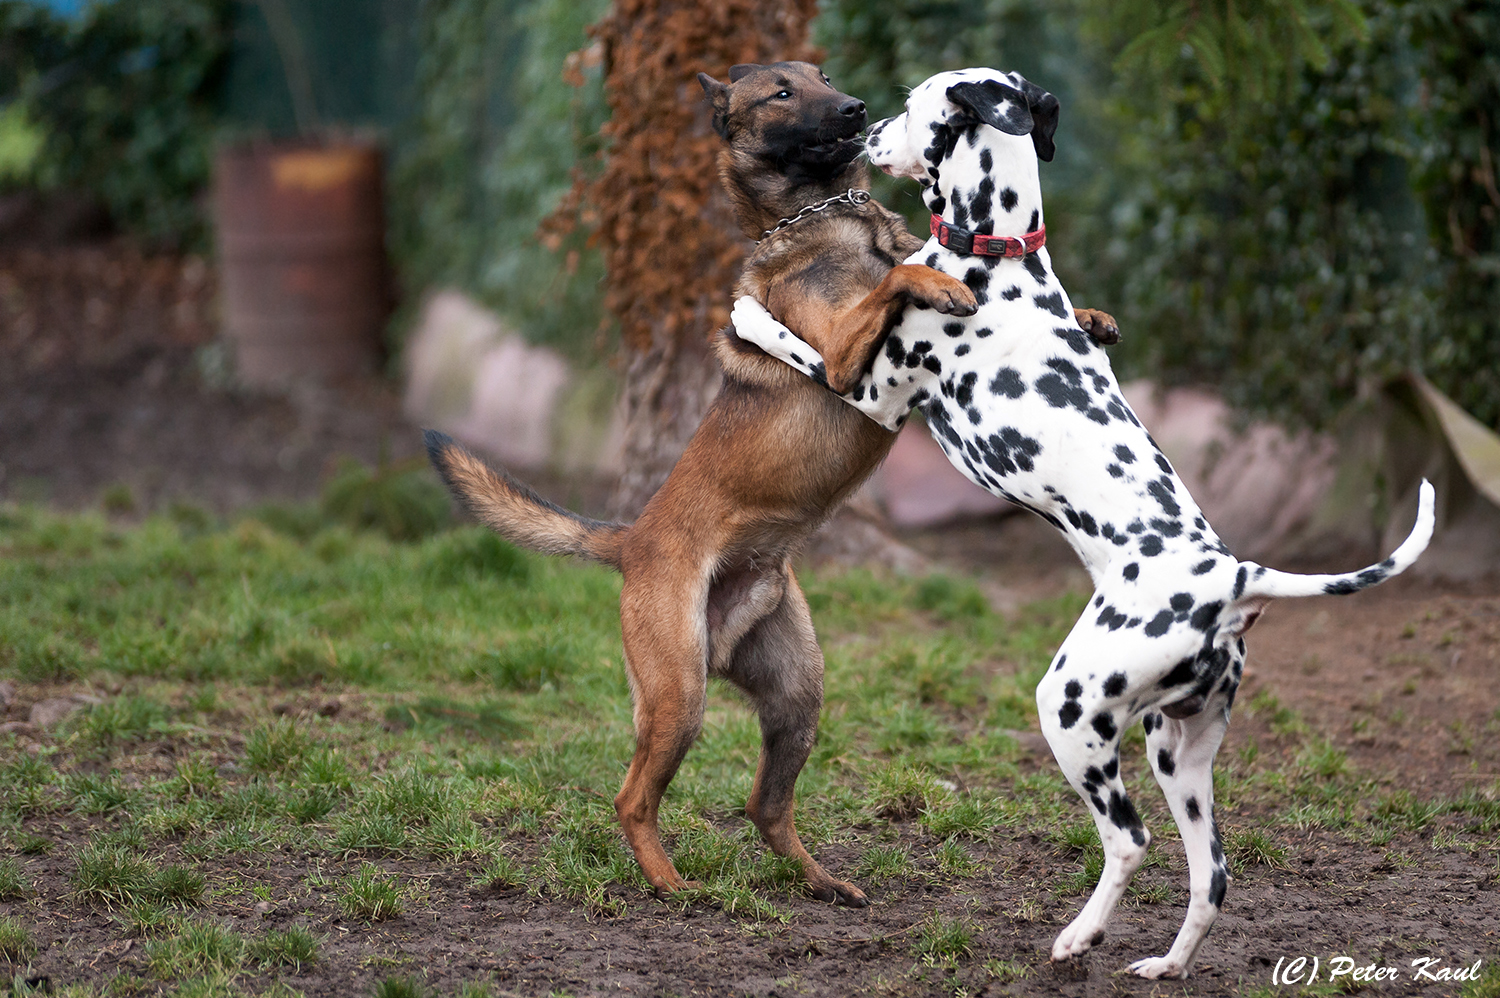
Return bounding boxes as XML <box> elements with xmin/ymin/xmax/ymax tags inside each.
<box><xmin>697</xmin><ymin>62</ymin><xmax>866</xmax><ymax>182</ymax></box>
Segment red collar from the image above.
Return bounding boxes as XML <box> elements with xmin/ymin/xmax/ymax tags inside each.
<box><xmin>930</xmin><ymin>215</ymin><xmax>1045</xmax><ymax>257</ymax></box>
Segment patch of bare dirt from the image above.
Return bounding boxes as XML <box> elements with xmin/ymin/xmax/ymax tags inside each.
<box><xmin>1236</xmin><ymin>583</ymin><xmax>1500</xmax><ymax>799</ymax></box>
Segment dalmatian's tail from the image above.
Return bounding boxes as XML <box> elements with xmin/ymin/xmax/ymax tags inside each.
<box><xmin>1238</xmin><ymin>479</ymin><xmax>1435</xmax><ymax>601</ymax></box>
<box><xmin>424</xmin><ymin>430</ymin><xmax>627</xmax><ymax>569</ymax></box>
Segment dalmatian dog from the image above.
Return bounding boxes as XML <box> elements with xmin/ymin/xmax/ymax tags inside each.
<box><xmin>731</xmin><ymin>67</ymin><xmax>1436</xmax><ymax>979</ymax></box>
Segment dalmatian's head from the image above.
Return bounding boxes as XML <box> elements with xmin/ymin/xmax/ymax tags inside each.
<box><xmin>864</xmin><ymin>69</ymin><xmax>1059</xmax><ymax>223</ymax></box>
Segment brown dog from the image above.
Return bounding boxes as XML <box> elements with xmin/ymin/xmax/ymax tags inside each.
<box><xmin>426</xmin><ymin>62</ymin><xmax>1118</xmax><ymax>906</ymax></box>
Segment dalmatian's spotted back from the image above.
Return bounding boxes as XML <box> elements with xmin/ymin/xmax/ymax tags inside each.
<box><xmin>731</xmin><ymin>67</ymin><xmax>1436</xmax><ymax>979</ymax></box>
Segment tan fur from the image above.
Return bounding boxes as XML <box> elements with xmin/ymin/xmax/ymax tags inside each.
<box><xmin>430</xmin><ymin>445</ymin><xmax>625</xmax><ymax>566</ymax></box>
<box><xmin>430</xmin><ymin>62</ymin><xmax>1118</xmax><ymax>907</ymax></box>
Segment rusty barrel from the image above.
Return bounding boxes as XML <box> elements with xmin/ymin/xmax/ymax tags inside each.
<box><xmin>213</xmin><ymin>140</ymin><xmax>388</xmax><ymax>386</ymax></box>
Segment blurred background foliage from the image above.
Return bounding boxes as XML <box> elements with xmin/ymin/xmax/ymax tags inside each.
<box><xmin>0</xmin><ymin>0</ymin><xmax>1495</xmax><ymax>427</ymax></box>
<box><xmin>0</xmin><ymin>0</ymin><xmax>230</xmax><ymax>248</ymax></box>
<box><xmin>387</xmin><ymin>0</ymin><xmax>610</xmax><ymax>358</ymax></box>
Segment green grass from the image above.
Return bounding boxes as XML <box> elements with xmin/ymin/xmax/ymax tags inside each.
<box><xmin>71</xmin><ymin>844</ymin><xmax>159</xmax><ymax>908</ymax></box>
<box><xmin>71</xmin><ymin>695</ymin><xmax>170</xmax><ymax>747</ymax></box>
<box><xmin>1226</xmin><ymin>827</ymin><xmax>1289</xmax><ymax>870</ymax></box>
<box><xmin>121</xmin><ymin>899</ymin><xmax>175</xmax><ymax>937</ymax></box>
<box><xmin>245</xmin><ymin>719</ymin><xmax>308</xmax><ymax>774</ymax></box>
<box><xmin>0</xmin><ymin>915</ymin><xmax>36</xmax><ymax>962</ymax></box>
<box><xmin>984</xmin><ymin>956</ymin><xmax>1030</xmax><ymax>982</ymax></box>
<box><xmin>338</xmin><ymin>863</ymin><xmax>403</xmax><ymax>922</ymax></box>
<box><xmin>855</xmin><ymin>842</ymin><xmax>916</xmax><ymax>883</ymax></box>
<box><xmin>0</xmin><ymin>501</ymin><xmax>1494</xmax><ymax>987</ymax></box>
<box><xmin>372</xmin><ymin>978</ymin><xmax>433</xmax><ymax>998</ymax></box>
<box><xmin>143</xmin><ymin>919</ymin><xmax>245</xmax><ymax>978</ymax></box>
<box><xmin>247</xmin><ymin>926</ymin><xmax>320</xmax><ymax>970</ymax></box>
<box><xmin>0</xmin><ymin>858</ymin><xmax>30</xmax><ymax>899</ymax></box>
<box><xmin>911</xmin><ymin>913</ymin><xmax>975</xmax><ymax>965</ymax></box>
<box><xmin>930</xmin><ymin>837</ymin><xmax>979</xmax><ymax>878</ymax></box>
<box><xmin>1463</xmin><ymin>959</ymin><xmax>1500</xmax><ymax>998</ymax></box>
<box><xmin>473</xmin><ymin>850</ymin><xmax>527</xmax><ymax>889</ymax></box>
<box><xmin>70</xmin><ymin>845</ymin><xmax>205</xmax><ymax>910</ymax></box>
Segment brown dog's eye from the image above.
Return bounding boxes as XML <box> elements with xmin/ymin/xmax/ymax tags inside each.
<box><xmin>776</xmin><ymin>90</ymin><xmax>792</xmax><ymax>99</ymax></box>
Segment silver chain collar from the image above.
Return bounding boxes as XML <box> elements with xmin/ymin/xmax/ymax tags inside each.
<box><xmin>760</xmin><ymin>188</ymin><xmax>871</xmax><ymax>241</ymax></box>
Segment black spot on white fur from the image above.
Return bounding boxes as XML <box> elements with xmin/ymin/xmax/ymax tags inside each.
<box><xmin>989</xmin><ymin>367</ymin><xmax>1025</xmax><ymax>398</ymax></box>
<box><xmin>964</xmin><ymin>267</ymin><xmax>991</xmax><ymax>304</ymax></box>
<box><xmin>1059</xmin><ymin>700</ymin><xmax>1081</xmax><ymax>729</ymax></box>
<box><xmin>1034</xmin><ymin>292</ymin><xmax>1068</xmax><ymax>319</ymax></box>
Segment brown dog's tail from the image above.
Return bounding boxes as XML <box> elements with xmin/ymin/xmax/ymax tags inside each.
<box><xmin>424</xmin><ymin>430</ymin><xmax>627</xmax><ymax>569</ymax></box>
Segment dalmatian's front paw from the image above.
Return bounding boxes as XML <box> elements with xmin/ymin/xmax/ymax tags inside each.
<box><xmin>730</xmin><ymin>296</ymin><xmax>817</xmax><ymax>373</ymax></box>
<box><xmin>1128</xmin><ymin>955</ymin><xmax>1189</xmax><ymax>979</ymax></box>
<box><xmin>730</xmin><ymin>296</ymin><xmax>786</xmax><ymax>346</ymax></box>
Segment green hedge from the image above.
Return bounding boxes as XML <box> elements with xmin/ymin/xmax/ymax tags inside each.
<box><xmin>2</xmin><ymin>0</ymin><xmax>229</xmax><ymax>251</ymax></box>
<box><xmin>1075</xmin><ymin>0</ymin><xmax>1500</xmax><ymax>430</ymax></box>
<box><xmin>387</xmin><ymin>0</ymin><xmax>610</xmax><ymax>360</ymax></box>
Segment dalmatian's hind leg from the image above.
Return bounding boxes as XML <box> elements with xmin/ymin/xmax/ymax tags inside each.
<box><xmin>1036</xmin><ymin>645</ymin><xmax>1152</xmax><ymax>963</ymax></box>
<box><xmin>1129</xmin><ymin>651</ymin><xmax>1239</xmax><ymax>978</ymax></box>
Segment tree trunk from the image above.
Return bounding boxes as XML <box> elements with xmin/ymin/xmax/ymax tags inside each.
<box><xmin>572</xmin><ymin>0</ymin><xmax>821</xmax><ymax>516</ymax></box>
<box><xmin>610</xmin><ymin>302</ymin><xmax>721</xmax><ymax>516</ymax></box>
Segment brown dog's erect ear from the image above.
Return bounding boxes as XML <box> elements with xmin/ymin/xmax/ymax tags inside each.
<box><xmin>697</xmin><ymin>72</ymin><xmax>732</xmax><ymax>138</ymax></box>
<box><xmin>728</xmin><ymin>63</ymin><xmax>760</xmax><ymax>82</ymax></box>
<box><xmin>946</xmin><ymin>78</ymin><xmax>1059</xmax><ymax>162</ymax></box>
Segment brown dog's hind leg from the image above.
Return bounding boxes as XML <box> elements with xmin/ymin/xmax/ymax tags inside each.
<box><xmin>725</xmin><ymin>571</ymin><xmax>868</xmax><ymax>907</ymax></box>
<box><xmin>615</xmin><ymin>573</ymin><xmax>709</xmax><ymax>897</ymax></box>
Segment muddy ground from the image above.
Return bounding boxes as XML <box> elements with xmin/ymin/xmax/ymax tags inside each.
<box><xmin>3</xmin><ymin>265</ymin><xmax>1499</xmax><ymax>996</ymax></box>
<box><xmin>9</xmin><ymin>811</ymin><xmax>1495</xmax><ymax>998</ymax></box>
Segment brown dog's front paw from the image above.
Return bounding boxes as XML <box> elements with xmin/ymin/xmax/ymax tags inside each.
<box><xmin>651</xmin><ymin>878</ymin><xmax>702</xmax><ymax>900</ymax></box>
<box><xmin>895</xmin><ymin>264</ymin><xmax>978</xmax><ymax>317</ymax></box>
<box><xmin>1075</xmin><ymin>308</ymin><xmax>1120</xmax><ymax>345</ymax></box>
<box><xmin>931</xmin><ymin>284</ymin><xmax>978</xmax><ymax>316</ymax></box>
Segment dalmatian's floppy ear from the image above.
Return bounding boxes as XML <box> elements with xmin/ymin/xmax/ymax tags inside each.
<box><xmin>1017</xmin><ymin>77</ymin><xmax>1060</xmax><ymax>162</ymax></box>
<box><xmin>946</xmin><ymin>77</ymin><xmax>1060</xmax><ymax>162</ymax></box>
